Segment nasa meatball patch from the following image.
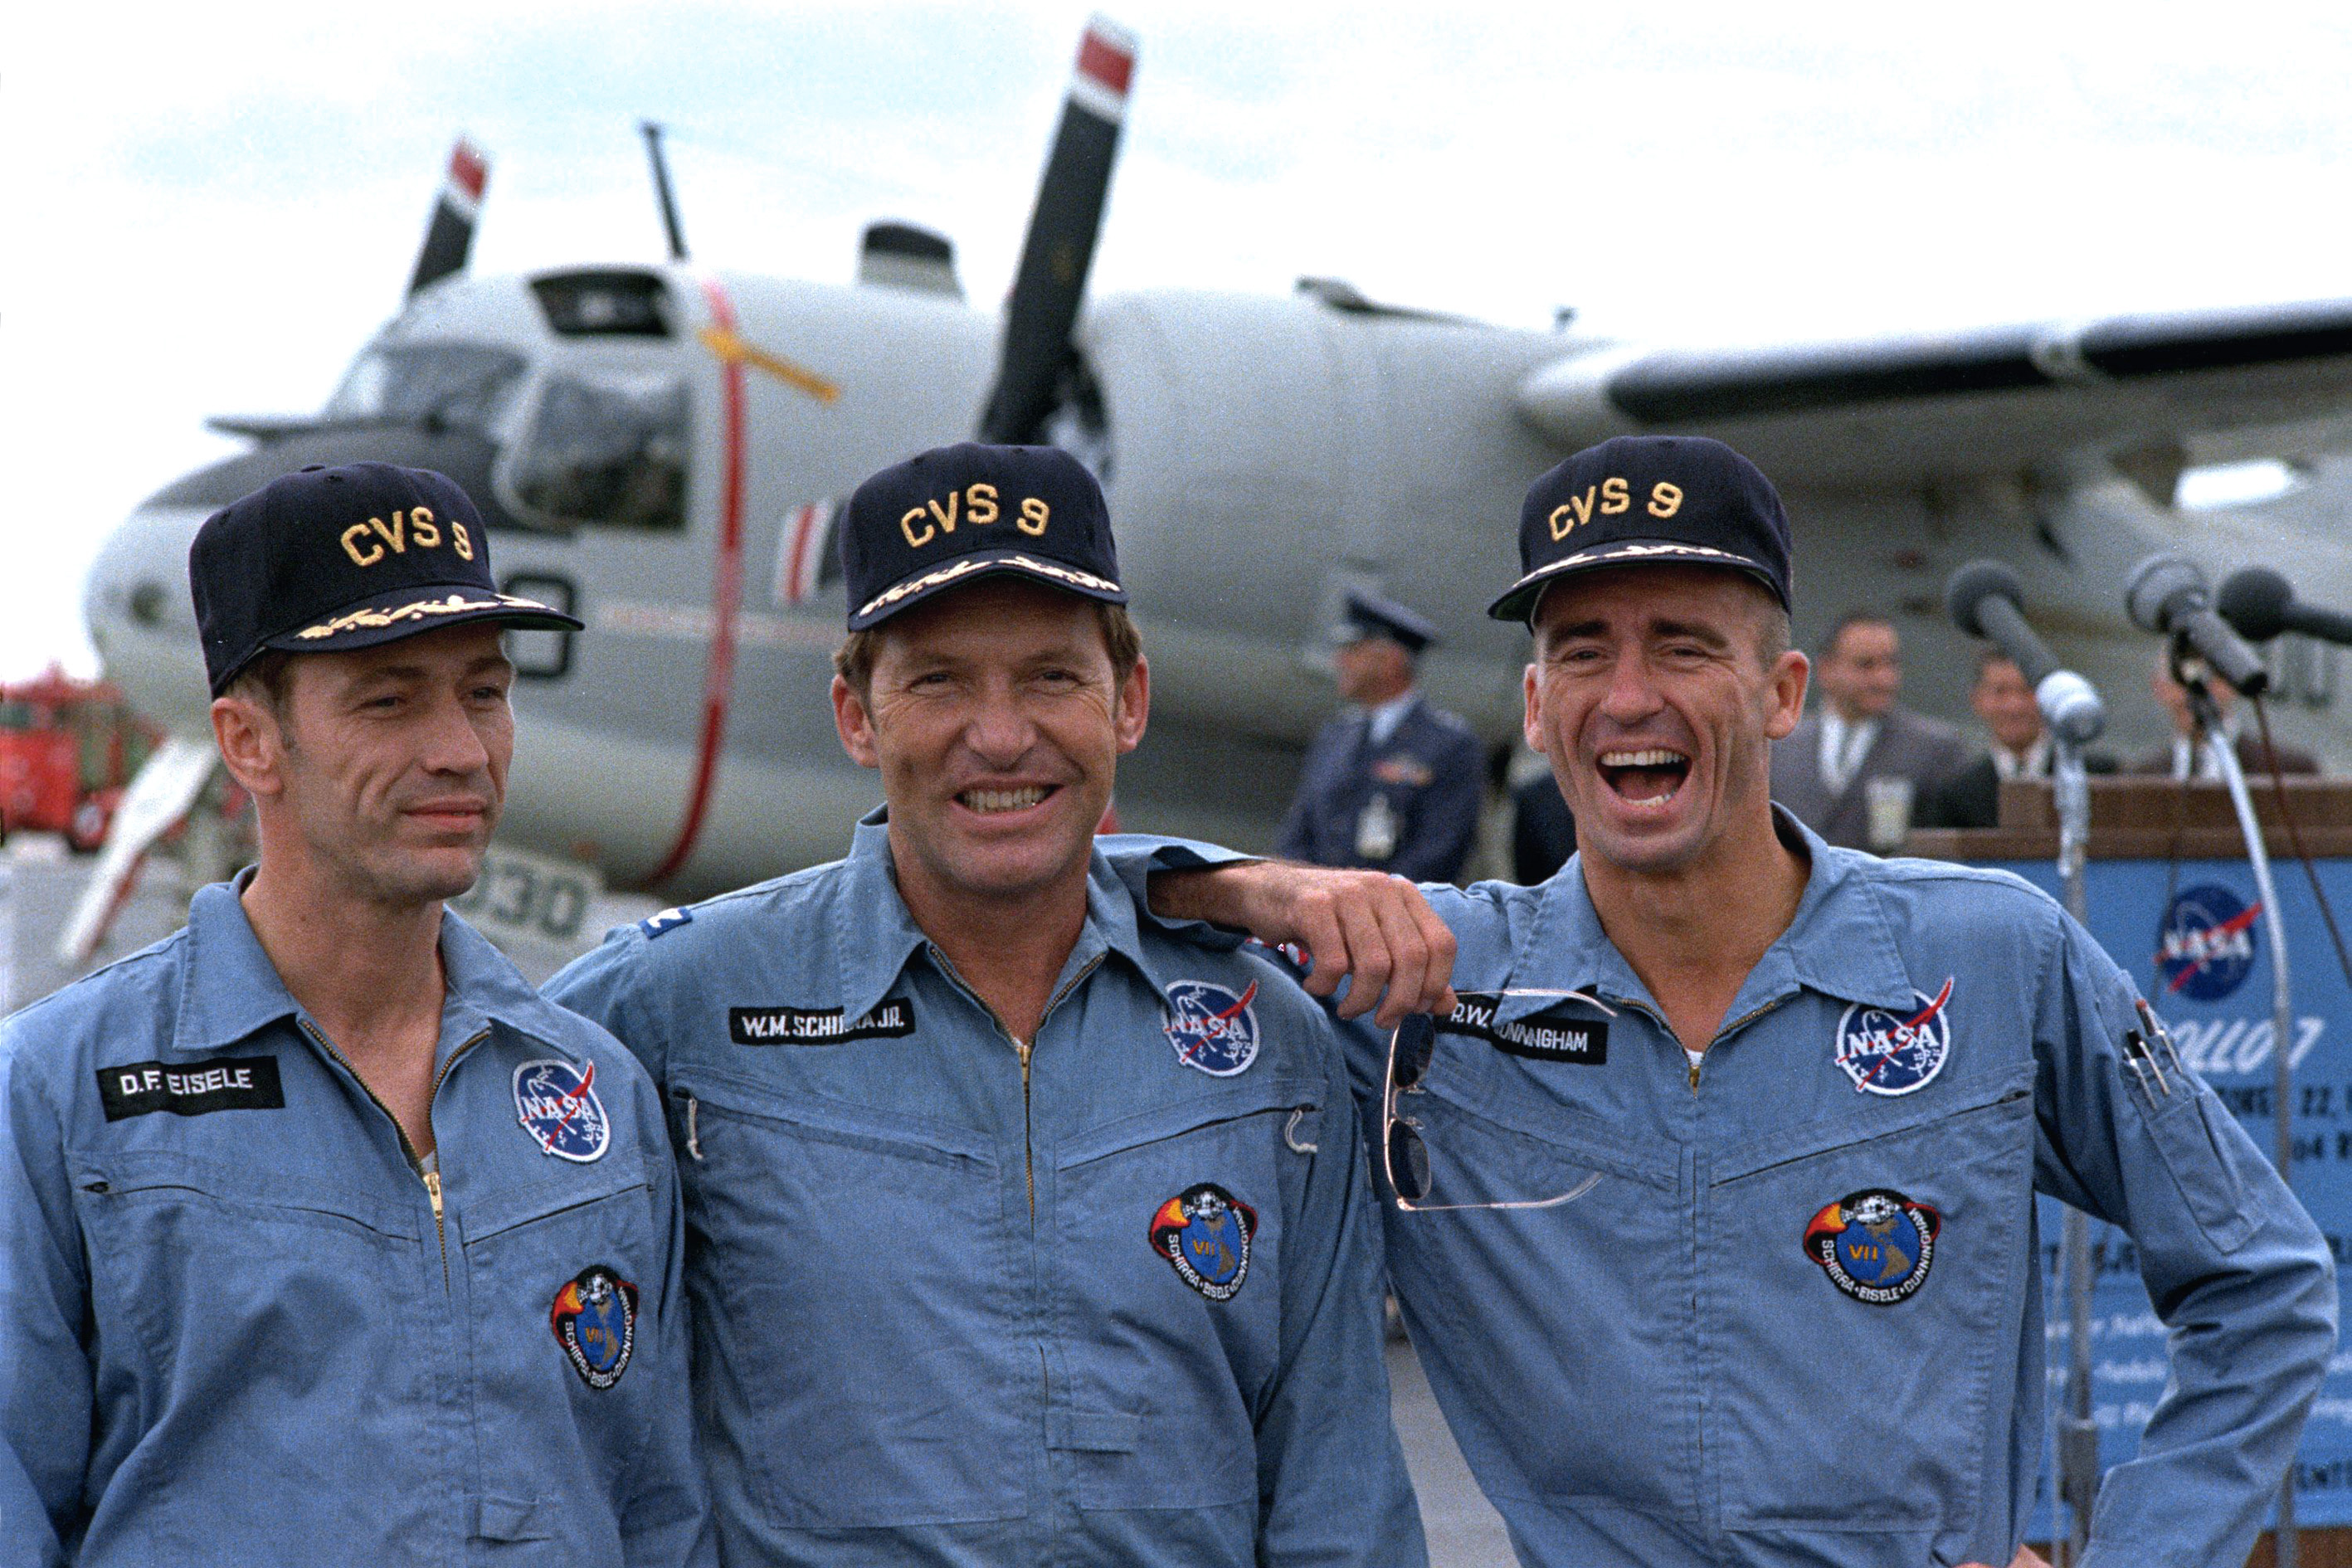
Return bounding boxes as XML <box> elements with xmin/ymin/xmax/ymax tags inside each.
<box><xmin>1164</xmin><ymin>980</ymin><xmax>1260</xmax><ymax>1076</ymax></box>
<box><xmin>549</xmin><ymin>1264</ymin><xmax>639</xmax><ymax>1389</ymax></box>
<box><xmin>1831</xmin><ymin>977</ymin><xmax>1954</xmax><ymax>1096</ymax></box>
<box><xmin>514</xmin><ymin>1059</ymin><xmax>611</xmax><ymax>1162</ymax></box>
<box><xmin>1148</xmin><ymin>1183</ymin><xmax>1259</xmax><ymax>1302</ymax></box>
<box><xmin>1803</xmin><ymin>1188</ymin><xmax>1941</xmax><ymax>1305</ymax></box>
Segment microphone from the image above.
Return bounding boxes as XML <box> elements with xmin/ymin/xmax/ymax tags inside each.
<box><xmin>2124</xmin><ymin>553</ymin><xmax>2272</xmax><ymax>695</ymax></box>
<box><xmin>1945</xmin><ymin>561</ymin><xmax>2106</xmax><ymax>743</ymax></box>
<box><xmin>2217</xmin><ymin>565</ymin><xmax>2352</xmax><ymax>647</ymax></box>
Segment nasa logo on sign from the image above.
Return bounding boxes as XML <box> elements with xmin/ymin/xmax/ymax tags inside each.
<box><xmin>2155</xmin><ymin>884</ymin><xmax>2260</xmax><ymax>1002</ymax></box>
<box><xmin>1831</xmin><ymin>978</ymin><xmax>1955</xmax><ymax>1097</ymax></box>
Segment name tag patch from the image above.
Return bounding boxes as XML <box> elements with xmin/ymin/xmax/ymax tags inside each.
<box><xmin>98</xmin><ymin>1058</ymin><xmax>285</xmax><ymax>1121</ymax></box>
<box><xmin>729</xmin><ymin>999</ymin><xmax>916</xmax><ymax>1045</ymax></box>
<box><xmin>1439</xmin><ymin>992</ymin><xmax>1609</xmax><ymax>1064</ymax></box>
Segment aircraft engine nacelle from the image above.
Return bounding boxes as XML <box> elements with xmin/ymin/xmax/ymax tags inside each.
<box><xmin>1081</xmin><ymin>288</ymin><xmax>1573</xmax><ymax>747</ymax></box>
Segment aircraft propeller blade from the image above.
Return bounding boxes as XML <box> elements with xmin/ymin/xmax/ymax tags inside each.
<box><xmin>406</xmin><ymin>138</ymin><xmax>489</xmax><ymax>298</ymax></box>
<box><xmin>976</xmin><ymin>15</ymin><xmax>1137</xmax><ymax>445</ymax></box>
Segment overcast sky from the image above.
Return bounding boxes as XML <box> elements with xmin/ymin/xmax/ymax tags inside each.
<box><xmin>9</xmin><ymin>0</ymin><xmax>2352</xmax><ymax>680</ymax></box>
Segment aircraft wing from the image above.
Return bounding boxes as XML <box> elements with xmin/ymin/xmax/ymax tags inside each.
<box><xmin>1517</xmin><ymin>297</ymin><xmax>2352</xmax><ymax>493</ymax></box>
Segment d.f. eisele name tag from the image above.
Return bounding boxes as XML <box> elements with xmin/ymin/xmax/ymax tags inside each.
<box><xmin>728</xmin><ymin>999</ymin><xmax>916</xmax><ymax>1045</ymax></box>
<box><xmin>1438</xmin><ymin>993</ymin><xmax>1609</xmax><ymax>1065</ymax></box>
<box><xmin>97</xmin><ymin>1058</ymin><xmax>286</xmax><ymax>1121</ymax></box>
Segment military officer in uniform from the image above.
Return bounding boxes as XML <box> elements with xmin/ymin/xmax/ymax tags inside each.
<box><xmin>0</xmin><ymin>464</ymin><xmax>709</xmax><ymax>1566</ymax></box>
<box><xmin>1121</xmin><ymin>436</ymin><xmax>2335</xmax><ymax>1568</ymax></box>
<box><xmin>1276</xmin><ymin>592</ymin><xmax>1484</xmax><ymax>883</ymax></box>
<box><xmin>548</xmin><ymin>443</ymin><xmax>1423</xmax><ymax>1567</ymax></box>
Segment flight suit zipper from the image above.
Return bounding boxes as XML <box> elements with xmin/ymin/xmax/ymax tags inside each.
<box><xmin>299</xmin><ymin>1018</ymin><xmax>490</xmax><ymax>1285</ymax></box>
<box><xmin>929</xmin><ymin>945</ymin><xmax>1105</xmax><ymax>1223</ymax></box>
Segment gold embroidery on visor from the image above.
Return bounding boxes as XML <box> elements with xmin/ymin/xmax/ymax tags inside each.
<box><xmin>292</xmin><ymin>592</ymin><xmax>558</xmax><ymax>640</ymax></box>
<box><xmin>856</xmin><ymin>553</ymin><xmax>1122</xmax><ymax>621</ymax></box>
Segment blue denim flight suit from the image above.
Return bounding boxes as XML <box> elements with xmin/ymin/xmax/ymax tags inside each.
<box><xmin>1103</xmin><ymin>810</ymin><xmax>2338</xmax><ymax>1568</ymax></box>
<box><xmin>545</xmin><ymin>812</ymin><xmax>1425</xmax><ymax>1568</ymax></box>
<box><xmin>0</xmin><ymin>878</ymin><xmax>710</xmax><ymax>1568</ymax></box>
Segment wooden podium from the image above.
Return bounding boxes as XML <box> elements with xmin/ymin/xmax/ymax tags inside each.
<box><xmin>1907</xmin><ymin>773</ymin><xmax>2352</xmax><ymax>860</ymax></box>
<box><xmin>1912</xmin><ymin>775</ymin><xmax>2352</xmax><ymax>1568</ymax></box>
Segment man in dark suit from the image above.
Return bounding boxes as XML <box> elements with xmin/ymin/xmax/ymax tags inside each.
<box><xmin>2129</xmin><ymin>654</ymin><xmax>2320</xmax><ymax>779</ymax></box>
<box><xmin>1276</xmin><ymin>591</ymin><xmax>1485</xmax><ymax>883</ymax></box>
<box><xmin>1510</xmin><ymin>767</ymin><xmax>1575</xmax><ymax>884</ymax></box>
<box><xmin>1769</xmin><ymin>611</ymin><xmax>1968</xmax><ymax>850</ymax></box>
<box><xmin>1922</xmin><ymin>650</ymin><xmax>2118</xmax><ymax>829</ymax></box>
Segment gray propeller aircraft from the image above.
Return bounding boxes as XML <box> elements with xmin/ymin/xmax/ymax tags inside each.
<box><xmin>73</xmin><ymin>12</ymin><xmax>2352</xmax><ymax>964</ymax></box>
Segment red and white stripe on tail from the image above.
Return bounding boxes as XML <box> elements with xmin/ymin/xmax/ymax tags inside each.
<box><xmin>773</xmin><ymin>498</ymin><xmax>838</xmax><ymax>606</ymax></box>
<box><xmin>1069</xmin><ymin>16</ymin><xmax>1137</xmax><ymax>124</ymax></box>
<box><xmin>444</xmin><ymin>137</ymin><xmax>489</xmax><ymax>217</ymax></box>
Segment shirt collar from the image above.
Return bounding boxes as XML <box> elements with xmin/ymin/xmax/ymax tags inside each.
<box><xmin>171</xmin><ymin>869</ymin><xmax>582</xmax><ymax>1061</ymax></box>
<box><xmin>1362</xmin><ymin>689</ymin><xmax>1420</xmax><ymax>746</ymax></box>
<box><xmin>833</xmin><ymin>806</ymin><xmax>1174</xmax><ymax>1026</ymax></box>
<box><xmin>1496</xmin><ymin>804</ymin><xmax>1916</xmax><ymax>1029</ymax></box>
<box><xmin>1993</xmin><ymin>734</ymin><xmax>2049</xmax><ymax>782</ymax></box>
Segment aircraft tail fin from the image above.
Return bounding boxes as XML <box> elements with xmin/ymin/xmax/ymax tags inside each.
<box><xmin>406</xmin><ymin>137</ymin><xmax>489</xmax><ymax>299</ymax></box>
<box><xmin>58</xmin><ymin>737</ymin><xmax>218</xmax><ymax>968</ymax></box>
<box><xmin>976</xmin><ymin>15</ymin><xmax>1136</xmax><ymax>445</ymax></box>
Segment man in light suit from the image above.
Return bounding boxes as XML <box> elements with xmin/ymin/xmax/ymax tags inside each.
<box><xmin>1770</xmin><ymin>611</ymin><xmax>1966</xmax><ymax>850</ymax></box>
<box><xmin>1276</xmin><ymin>591</ymin><xmax>1486</xmax><ymax>884</ymax></box>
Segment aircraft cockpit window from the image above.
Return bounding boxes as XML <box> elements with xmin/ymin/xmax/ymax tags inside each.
<box><xmin>505</xmin><ymin>370</ymin><xmax>689</xmax><ymax>533</ymax></box>
<box><xmin>322</xmin><ymin>343</ymin><xmax>527</xmax><ymax>429</ymax></box>
<box><xmin>531</xmin><ymin>271</ymin><xmax>673</xmax><ymax>338</ymax></box>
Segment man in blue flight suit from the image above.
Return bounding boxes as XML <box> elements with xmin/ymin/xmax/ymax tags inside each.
<box><xmin>1276</xmin><ymin>592</ymin><xmax>1485</xmax><ymax>883</ymax></box>
<box><xmin>1127</xmin><ymin>436</ymin><xmax>2338</xmax><ymax>1568</ymax></box>
<box><xmin>546</xmin><ymin>442</ymin><xmax>1424</xmax><ymax>1567</ymax></box>
<box><xmin>0</xmin><ymin>465</ymin><xmax>709</xmax><ymax>1567</ymax></box>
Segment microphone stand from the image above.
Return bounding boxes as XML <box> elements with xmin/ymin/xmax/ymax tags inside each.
<box><xmin>2049</xmin><ymin>717</ymin><xmax>2097</xmax><ymax>1568</ymax></box>
<box><xmin>2179</xmin><ymin>645</ymin><xmax>2301</xmax><ymax>1568</ymax></box>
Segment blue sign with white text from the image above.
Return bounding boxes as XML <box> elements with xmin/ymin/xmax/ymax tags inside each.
<box><xmin>1999</xmin><ymin>855</ymin><xmax>2350</xmax><ymax>1541</ymax></box>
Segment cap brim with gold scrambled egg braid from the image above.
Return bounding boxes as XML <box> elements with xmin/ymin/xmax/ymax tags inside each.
<box><xmin>840</xmin><ymin>441</ymin><xmax>1126</xmax><ymax>631</ymax></box>
<box><xmin>1488</xmin><ymin>435</ymin><xmax>1794</xmax><ymax>626</ymax></box>
<box><xmin>190</xmin><ymin>462</ymin><xmax>582</xmax><ymax>696</ymax></box>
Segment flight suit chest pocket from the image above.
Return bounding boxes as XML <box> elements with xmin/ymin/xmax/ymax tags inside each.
<box><xmin>73</xmin><ymin>1145</ymin><xmax>423</xmax><ymax>1381</ymax></box>
<box><xmin>1392</xmin><ymin>1057</ymin><xmax>1696</xmax><ymax>1515</ymax></box>
<box><xmin>1050</xmin><ymin>1079</ymin><xmax>1318</xmax><ymax>1511</ymax></box>
<box><xmin>674</xmin><ymin>1074</ymin><xmax>1029</xmax><ymax>1529</ymax></box>
<box><xmin>1703</xmin><ymin>1070</ymin><xmax>2036</xmax><ymax>1529</ymax></box>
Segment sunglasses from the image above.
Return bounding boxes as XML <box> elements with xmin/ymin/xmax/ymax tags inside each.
<box><xmin>1382</xmin><ymin>988</ymin><xmax>1615</xmax><ymax>1213</ymax></box>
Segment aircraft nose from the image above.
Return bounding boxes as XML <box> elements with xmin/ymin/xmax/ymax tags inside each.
<box><xmin>85</xmin><ymin>504</ymin><xmax>214</xmax><ymax>737</ymax></box>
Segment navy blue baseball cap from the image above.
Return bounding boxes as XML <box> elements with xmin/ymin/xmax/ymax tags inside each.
<box><xmin>841</xmin><ymin>442</ymin><xmax>1126</xmax><ymax>631</ymax></box>
<box><xmin>1332</xmin><ymin>590</ymin><xmax>1439</xmax><ymax>655</ymax></box>
<box><xmin>190</xmin><ymin>462</ymin><xmax>581</xmax><ymax>695</ymax></box>
<box><xmin>1488</xmin><ymin>436</ymin><xmax>1794</xmax><ymax>625</ymax></box>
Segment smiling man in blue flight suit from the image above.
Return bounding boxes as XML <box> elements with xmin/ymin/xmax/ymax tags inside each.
<box><xmin>0</xmin><ymin>464</ymin><xmax>709</xmax><ymax>1567</ymax></box>
<box><xmin>546</xmin><ymin>442</ymin><xmax>1424</xmax><ymax>1567</ymax></box>
<box><xmin>1130</xmin><ymin>436</ymin><xmax>2338</xmax><ymax>1568</ymax></box>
